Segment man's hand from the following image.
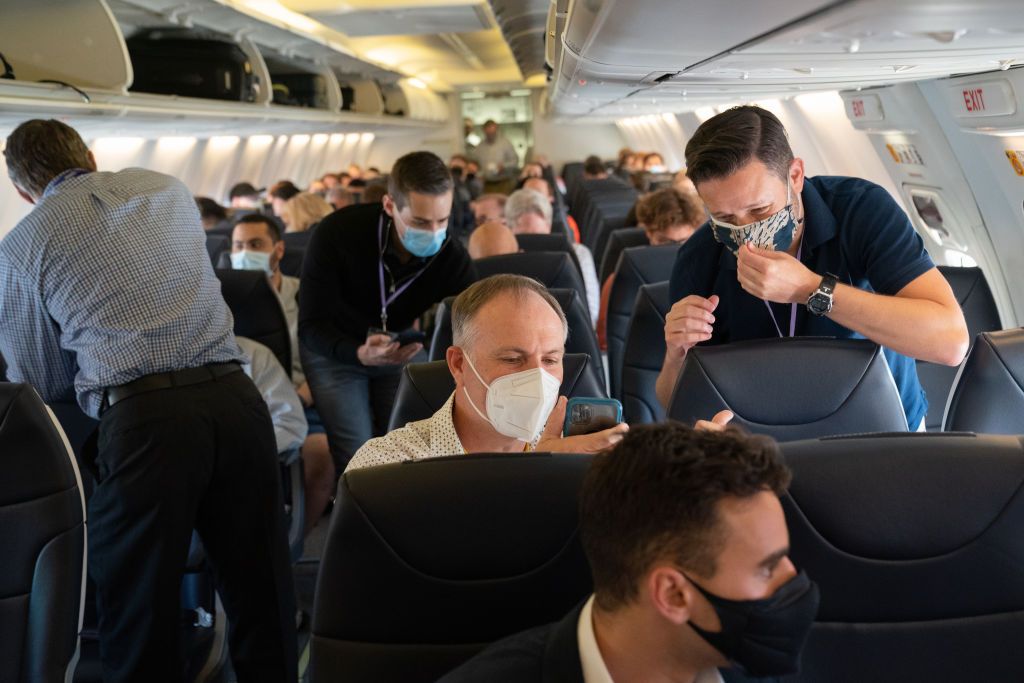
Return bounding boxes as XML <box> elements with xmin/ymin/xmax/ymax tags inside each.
<box><xmin>296</xmin><ymin>381</ymin><xmax>314</xmax><ymax>408</ymax></box>
<box><xmin>694</xmin><ymin>410</ymin><xmax>734</xmax><ymax>432</ymax></box>
<box><xmin>665</xmin><ymin>295</ymin><xmax>719</xmax><ymax>360</ymax></box>
<box><xmin>357</xmin><ymin>333</ymin><xmax>423</xmax><ymax>367</ymax></box>
<box><xmin>736</xmin><ymin>244</ymin><xmax>819</xmax><ymax>304</ymax></box>
<box><xmin>536</xmin><ymin>397</ymin><xmax>629</xmax><ymax>453</ymax></box>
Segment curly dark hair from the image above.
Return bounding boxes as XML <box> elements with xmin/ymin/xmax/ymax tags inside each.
<box><xmin>636</xmin><ymin>188</ymin><xmax>705</xmax><ymax>233</ymax></box>
<box><xmin>580</xmin><ymin>422</ymin><xmax>791</xmax><ymax>611</ymax></box>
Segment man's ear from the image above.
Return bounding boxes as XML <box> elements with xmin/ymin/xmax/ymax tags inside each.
<box><xmin>447</xmin><ymin>345</ymin><xmax>465</xmax><ymax>384</ymax></box>
<box><xmin>646</xmin><ymin>566</ymin><xmax>694</xmax><ymax>626</ymax></box>
<box><xmin>273</xmin><ymin>239</ymin><xmax>285</xmax><ymax>264</ymax></box>
<box><xmin>86</xmin><ymin>150</ymin><xmax>98</xmax><ymax>172</ymax></box>
<box><xmin>382</xmin><ymin>193</ymin><xmax>396</xmax><ymax>218</ymax></box>
<box><xmin>789</xmin><ymin>157</ymin><xmax>805</xmax><ymax>195</ymax></box>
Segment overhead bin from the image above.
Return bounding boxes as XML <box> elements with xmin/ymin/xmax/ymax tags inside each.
<box><xmin>263</xmin><ymin>53</ymin><xmax>343</xmax><ymax>111</ymax></box>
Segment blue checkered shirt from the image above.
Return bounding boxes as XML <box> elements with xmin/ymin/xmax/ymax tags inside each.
<box><xmin>0</xmin><ymin>168</ymin><xmax>243</xmax><ymax>417</ymax></box>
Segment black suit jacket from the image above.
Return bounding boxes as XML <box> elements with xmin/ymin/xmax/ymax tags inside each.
<box><xmin>435</xmin><ymin>603</ymin><xmax>778</xmax><ymax>683</ymax></box>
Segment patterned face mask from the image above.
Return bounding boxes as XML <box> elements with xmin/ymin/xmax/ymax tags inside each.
<box><xmin>709</xmin><ymin>180</ymin><xmax>798</xmax><ymax>255</ymax></box>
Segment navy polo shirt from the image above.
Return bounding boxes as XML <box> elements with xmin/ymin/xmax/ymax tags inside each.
<box><xmin>669</xmin><ymin>175</ymin><xmax>934</xmax><ymax>429</ymax></box>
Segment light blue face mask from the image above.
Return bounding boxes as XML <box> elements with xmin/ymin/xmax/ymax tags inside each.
<box><xmin>230</xmin><ymin>249</ymin><xmax>273</xmax><ymax>275</ymax></box>
<box><xmin>400</xmin><ymin>223</ymin><xmax>447</xmax><ymax>258</ymax></box>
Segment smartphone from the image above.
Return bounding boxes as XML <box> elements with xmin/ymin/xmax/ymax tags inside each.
<box><xmin>395</xmin><ymin>329</ymin><xmax>427</xmax><ymax>346</ymax></box>
<box><xmin>564</xmin><ymin>397</ymin><xmax>623</xmax><ymax>437</ymax></box>
<box><xmin>366</xmin><ymin>327</ymin><xmax>398</xmax><ymax>342</ymax></box>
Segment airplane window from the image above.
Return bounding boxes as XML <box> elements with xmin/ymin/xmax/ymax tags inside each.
<box><xmin>911</xmin><ymin>193</ymin><xmax>951</xmax><ymax>239</ymax></box>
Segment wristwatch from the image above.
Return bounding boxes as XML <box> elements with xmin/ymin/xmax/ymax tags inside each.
<box><xmin>807</xmin><ymin>273</ymin><xmax>838</xmax><ymax>316</ymax></box>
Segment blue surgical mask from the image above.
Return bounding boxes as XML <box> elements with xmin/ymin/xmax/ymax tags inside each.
<box><xmin>400</xmin><ymin>223</ymin><xmax>447</xmax><ymax>258</ymax></box>
<box><xmin>230</xmin><ymin>249</ymin><xmax>273</xmax><ymax>275</ymax></box>
<box><xmin>709</xmin><ymin>180</ymin><xmax>798</xmax><ymax>256</ymax></box>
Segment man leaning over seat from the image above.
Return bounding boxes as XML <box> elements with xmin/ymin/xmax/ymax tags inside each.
<box><xmin>346</xmin><ymin>274</ymin><xmax>631</xmax><ymax>470</ymax></box>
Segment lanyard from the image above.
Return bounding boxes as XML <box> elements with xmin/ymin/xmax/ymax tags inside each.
<box><xmin>763</xmin><ymin>240</ymin><xmax>803</xmax><ymax>339</ymax></box>
<box><xmin>43</xmin><ymin>168</ymin><xmax>91</xmax><ymax>198</ymax></box>
<box><xmin>377</xmin><ymin>213</ymin><xmax>428</xmax><ymax>331</ymax></box>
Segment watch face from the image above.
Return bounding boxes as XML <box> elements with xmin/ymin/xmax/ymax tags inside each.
<box><xmin>808</xmin><ymin>294</ymin><xmax>830</xmax><ymax>316</ymax></box>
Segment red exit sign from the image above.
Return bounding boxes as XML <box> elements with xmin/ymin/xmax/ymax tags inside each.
<box><xmin>948</xmin><ymin>80</ymin><xmax>1017</xmax><ymax>118</ymax></box>
<box><xmin>845</xmin><ymin>93</ymin><xmax>883</xmax><ymax>122</ymax></box>
<box><xmin>963</xmin><ymin>87</ymin><xmax>987</xmax><ymax>113</ymax></box>
<box><xmin>852</xmin><ymin>99</ymin><xmax>866</xmax><ymax>117</ymax></box>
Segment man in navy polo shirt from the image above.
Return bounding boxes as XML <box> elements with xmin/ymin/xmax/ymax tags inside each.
<box><xmin>655</xmin><ymin>106</ymin><xmax>969</xmax><ymax>430</ymax></box>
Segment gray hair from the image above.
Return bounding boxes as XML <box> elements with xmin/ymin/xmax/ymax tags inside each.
<box><xmin>452</xmin><ymin>274</ymin><xmax>568</xmax><ymax>349</ymax></box>
<box><xmin>505</xmin><ymin>188</ymin><xmax>552</xmax><ymax>229</ymax></box>
<box><xmin>4</xmin><ymin>119</ymin><xmax>93</xmax><ymax>198</ymax></box>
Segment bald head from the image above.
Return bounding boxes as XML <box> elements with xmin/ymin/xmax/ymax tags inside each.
<box><xmin>469</xmin><ymin>221</ymin><xmax>520</xmax><ymax>260</ymax></box>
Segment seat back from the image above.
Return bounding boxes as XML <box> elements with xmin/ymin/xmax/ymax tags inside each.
<box><xmin>0</xmin><ymin>383</ymin><xmax>86</xmax><ymax>683</ymax></box>
<box><xmin>779</xmin><ymin>433</ymin><xmax>1024</xmax><ymax>682</ymax></box>
<box><xmin>514</xmin><ymin>233</ymin><xmax>581</xmax><ymax>275</ymax></box>
<box><xmin>943</xmin><ymin>328</ymin><xmax>1024</xmax><ymax>434</ymax></box>
<box><xmin>311</xmin><ymin>453</ymin><xmax>593</xmax><ymax>683</ymax></box>
<box><xmin>205</xmin><ymin>233</ymin><xmax>229</xmax><ymax>266</ymax></box>
<box><xmin>917</xmin><ymin>265</ymin><xmax>1002</xmax><ymax>429</ymax></box>
<box><xmin>599</xmin><ymin>227</ymin><xmax>648</xmax><ymax>284</ymax></box>
<box><xmin>473</xmin><ymin>252</ymin><xmax>588</xmax><ymax>306</ymax></box>
<box><xmin>214</xmin><ymin>269</ymin><xmax>291</xmax><ymax>376</ymax></box>
<box><xmin>388</xmin><ymin>353</ymin><xmax>605</xmax><ymax>431</ymax></box>
<box><xmin>668</xmin><ymin>338</ymin><xmax>909</xmax><ymax>441</ymax></box>
<box><xmin>606</xmin><ymin>245</ymin><xmax>679</xmax><ymax>399</ymax></box>
<box><xmin>427</xmin><ymin>289</ymin><xmax>603</xmax><ymax>388</ymax></box>
<box><xmin>621</xmin><ymin>282</ymin><xmax>672</xmax><ymax>424</ymax></box>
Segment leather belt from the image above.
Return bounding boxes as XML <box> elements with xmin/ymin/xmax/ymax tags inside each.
<box><xmin>102</xmin><ymin>362</ymin><xmax>243</xmax><ymax>413</ymax></box>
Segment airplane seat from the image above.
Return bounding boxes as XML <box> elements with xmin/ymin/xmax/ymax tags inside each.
<box><xmin>205</xmin><ymin>233</ymin><xmax>229</xmax><ymax>266</ymax></box>
<box><xmin>562</xmin><ymin>161</ymin><xmax>584</xmax><ymax>194</ymax></box>
<box><xmin>0</xmin><ymin>383</ymin><xmax>86</xmax><ymax>683</ymax></box>
<box><xmin>779</xmin><ymin>432</ymin><xmax>1024</xmax><ymax>682</ymax></box>
<box><xmin>472</xmin><ymin>252</ymin><xmax>588</xmax><ymax>307</ymax></box>
<box><xmin>606</xmin><ymin>245</ymin><xmax>679</xmax><ymax>400</ymax></box>
<box><xmin>428</xmin><ymin>289</ymin><xmax>604</xmax><ymax>390</ymax></box>
<box><xmin>514</xmin><ymin>233</ymin><xmax>582</xmax><ymax>275</ymax></box>
<box><xmin>310</xmin><ymin>452</ymin><xmax>594</xmax><ymax>683</ymax></box>
<box><xmin>917</xmin><ymin>265</ymin><xmax>1002</xmax><ymax>429</ymax></box>
<box><xmin>667</xmin><ymin>338</ymin><xmax>909</xmax><ymax>441</ymax></box>
<box><xmin>214</xmin><ymin>269</ymin><xmax>292</xmax><ymax>376</ymax></box>
<box><xmin>621</xmin><ymin>282</ymin><xmax>672</xmax><ymax>424</ymax></box>
<box><xmin>215</xmin><ymin>247</ymin><xmax>305</xmax><ymax>279</ymax></box>
<box><xmin>599</xmin><ymin>227</ymin><xmax>648</xmax><ymax>284</ymax></box>
<box><xmin>387</xmin><ymin>353</ymin><xmax>606</xmax><ymax>431</ymax></box>
<box><xmin>943</xmin><ymin>328</ymin><xmax>1024</xmax><ymax>434</ymax></box>
<box><xmin>590</xmin><ymin>205</ymin><xmax>637</xmax><ymax>267</ymax></box>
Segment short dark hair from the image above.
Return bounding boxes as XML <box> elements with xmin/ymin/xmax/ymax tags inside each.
<box><xmin>228</xmin><ymin>181</ymin><xmax>262</xmax><ymax>199</ymax></box>
<box><xmin>483</xmin><ymin>119</ymin><xmax>498</xmax><ymax>128</ymax></box>
<box><xmin>387</xmin><ymin>151</ymin><xmax>453</xmax><ymax>209</ymax></box>
<box><xmin>234</xmin><ymin>212</ymin><xmax>281</xmax><ymax>242</ymax></box>
<box><xmin>583</xmin><ymin>155</ymin><xmax>605</xmax><ymax>176</ymax></box>
<box><xmin>268</xmin><ymin>180</ymin><xmax>300</xmax><ymax>201</ymax></box>
<box><xmin>580</xmin><ymin>422</ymin><xmax>791</xmax><ymax>611</ymax></box>
<box><xmin>4</xmin><ymin>119</ymin><xmax>92</xmax><ymax>197</ymax></box>
<box><xmin>362</xmin><ymin>181</ymin><xmax>388</xmax><ymax>204</ymax></box>
<box><xmin>685</xmin><ymin>105</ymin><xmax>794</xmax><ymax>186</ymax></box>
<box><xmin>195</xmin><ymin>196</ymin><xmax>227</xmax><ymax>221</ymax></box>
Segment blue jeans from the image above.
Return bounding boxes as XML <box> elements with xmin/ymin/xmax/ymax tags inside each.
<box><xmin>300</xmin><ymin>344</ymin><xmax>406</xmax><ymax>470</ymax></box>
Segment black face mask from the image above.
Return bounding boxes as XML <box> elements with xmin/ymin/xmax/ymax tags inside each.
<box><xmin>686</xmin><ymin>570</ymin><xmax>819</xmax><ymax>677</ymax></box>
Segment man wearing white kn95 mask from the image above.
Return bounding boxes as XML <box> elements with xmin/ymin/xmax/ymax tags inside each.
<box><xmin>345</xmin><ymin>274</ymin><xmax>631</xmax><ymax>471</ymax></box>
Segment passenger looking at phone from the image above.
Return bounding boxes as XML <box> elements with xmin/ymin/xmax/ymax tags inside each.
<box><xmin>346</xmin><ymin>275</ymin><xmax>631</xmax><ymax>471</ymax></box>
<box><xmin>299</xmin><ymin>151</ymin><xmax>476</xmax><ymax>469</ymax></box>
<box><xmin>655</xmin><ymin>106</ymin><xmax>969</xmax><ymax>430</ymax></box>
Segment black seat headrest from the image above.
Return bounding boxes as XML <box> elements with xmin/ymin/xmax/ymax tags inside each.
<box><xmin>387</xmin><ymin>353</ymin><xmax>605</xmax><ymax>431</ymax></box>
<box><xmin>917</xmin><ymin>266</ymin><xmax>1003</xmax><ymax>429</ymax></box>
<box><xmin>780</xmin><ymin>432</ymin><xmax>1024</xmax><ymax>681</ymax></box>
<box><xmin>311</xmin><ymin>453</ymin><xmax>594</xmax><ymax>683</ymax></box>
<box><xmin>214</xmin><ymin>269</ymin><xmax>291</xmax><ymax>376</ymax></box>
<box><xmin>472</xmin><ymin>252</ymin><xmax>588</xmax><ymax>306</ymax></box>
<box><xmin>606</xmin><ymin>245</ymin><xmax>678</xmax><ymax>400</ymax></box>
<box><xmin>599</xmin><ymin>227</ymin><xmax>648</xmax><ymax>284</ymax></box>
<box><xmin>943</xmin><ymin>328</ymin><xmax>1024</xmax><ymax>434</ymax></box>
<box><xmin>668</xmin><ymin>337</ymin><xmax>908</xmax><ymax>441</ymax></box>
<box><xmin>205</xmin><ymin>233</ymin><xmax>229</xmax><ymax>265</ymax></box>
<box><xmin>0</xmin><ymin>383</ymin><xmax>86</xmax><ymax>682</ymax></box>
<box><xmin>621</xmin><ymin>282</ymin><xmax>672</xmax><ymax>424</ymax></box>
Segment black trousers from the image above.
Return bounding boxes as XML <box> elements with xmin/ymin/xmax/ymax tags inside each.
<box><xmin>87</xmin><ymin>370</ymin><xmax>297</xmax><ymax>682</ymax></box>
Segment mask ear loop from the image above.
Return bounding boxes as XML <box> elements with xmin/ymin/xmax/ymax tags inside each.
<box><xmin>461</xmin><ymin>353</ymin><xmax>494</xmax><ymax>425</ymax></box>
